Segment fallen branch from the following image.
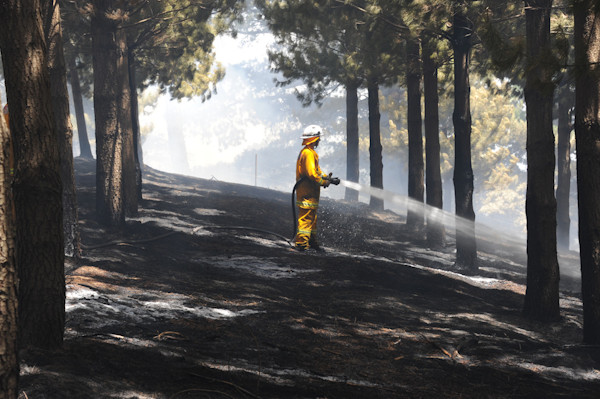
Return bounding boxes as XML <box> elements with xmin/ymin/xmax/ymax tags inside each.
<box><xmin>418</xmin><ymin>333</ymin><xmax>458</xmax><ymax>360</ymax></box>
<box><xmin>154</xmin><ymin>331</ymin><xmax>187</xmax><ymax>341</ymax></box>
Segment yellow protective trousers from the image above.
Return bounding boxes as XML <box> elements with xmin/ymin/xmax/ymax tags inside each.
<box><xmin>295</xmin><ymin>207</ymin><xmax>318</xmax><ymax>248</ymax></box>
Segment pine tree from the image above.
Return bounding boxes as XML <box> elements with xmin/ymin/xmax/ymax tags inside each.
<box><xmin>92</xmin><ymin>0</ymin><xmax>125</xmax><ymax>226</ymax></box>
<box><xmin>117</xmin><ymin>28</ymin><xmax>138</xmax><ymax>217</ymax></box>
<box><xmin>422</xmin><ymin>34</ymin><xmax>445</xmax><ymax>247</ymax></box>
<box><xmin>43</xmin><ymin>0</ymin><xmax>82</xmax><ymax>258</ymax></box>
<box><xmin>406</xmin><ymin>33</ymin><xmax>424</xmax><ymax>228</ymax></box>
<box><xmin>0</xmin><ymin>0</ymin><xmax>65</xmax><ymax>349</ymax></box>
<box><xmin>574</xmin><ymin>0</ymin><xmax>600</xmax><ymax>344</ymax></box>
<box><xmin>452</xmin><ymin>1</ymin><xmax>477</xmax><ymax>271</ymax></box>
<box><xmin>555</xmin><ymin>82</ymin><xmax>574</xmax><ymax>250</ymax></box>
<box><xmin>368</xmin><ymin>74</ymin><xmax>384</xmax><ymax>210</ymax></box>
<box><xmin>522</xmin><ymin>0</ymin><xmax>560</xmax><ymax>322</ymax></box>
<box><xmin>0</xmin><ymin>94</ymin><xmax>18</xmax><ymax>398</ymax></box>
<box><xmin>66</xmin><ymin>52</ymin><xmax>94</xmax><ymax>160</ymax></box>
<box><xmin>61</xmin><ymin>1</ymin><xmax>95</xmax><ymax>159</ymax></box>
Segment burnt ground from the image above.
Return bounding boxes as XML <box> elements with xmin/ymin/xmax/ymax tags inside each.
<box><xmin>18</xmin><ymin>158</ymin><xmax>600</xmax><ymax>398</ymax></box>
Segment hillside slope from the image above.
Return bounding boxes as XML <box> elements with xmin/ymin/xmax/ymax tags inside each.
<box><xmin>18</xmin><ymin>158</ymin><xmax>599</xmax><ymax>398</ymax></box>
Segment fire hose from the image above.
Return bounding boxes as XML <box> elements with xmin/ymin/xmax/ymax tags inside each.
<box><xmin>83</xmin><ymin>175</ymin><xmax>341</xmax><ymax>251</ymax></box>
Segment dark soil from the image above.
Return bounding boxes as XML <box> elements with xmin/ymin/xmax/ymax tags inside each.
<box><xmin>18</xmin><ymin>158</ymin><xmax>600</xmax><ymax>398</ymax></box>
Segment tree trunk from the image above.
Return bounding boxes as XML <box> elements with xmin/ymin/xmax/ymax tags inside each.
<box><xmin>128</xmin><ymin>51</ymin><xmax>143</xmax><ymax>201</ymax></box>
<box><xmin>574</xmin><ymin>0</ymin><xmax>600</xmax><ymax>344</ymax></box>
<box><xmin>44</xmin><ymin>0</ymin><xmax>82</xmax><ymax>258</ymax></box>
<box><xmin>556</xmin><ymin>91</ymin><xmax>572</xmax><ymax>250</ymax></box>
<box><xmin>452</xmin><ymin>7</ymin><xmax>477</xmax><ymax>271</ymax></box>
<box><xmin>406</xmin><ymin>36</ymin><xmax>424</xmax><ymax>229</ymax></box>
<box><xmin>523</xmin><ymin>0</ymin><xmax>560</xmax><ymax>322</ymax></box>
<box><xmin>368</xmin><ymin>76</ymin><xmax>384</xmax><ymax>211</ymax></box>
<box><xmin>117</xmin><ymin>29</ymin><xmax>138</xmax><ymax>217</ymax></box>
<box><xmin>0</xmin><ymin>95</ymin><xmax>18</xmax><ymax>398</ymax></box>
<box><xmin>345</xmin><ymin>81</ymin><xmax>360</xmax><ymax>202</ymax></box>
<box><xmin>422</xmin><ymin>37</ymin><xmax>445</xmax><ymax>248</ymax></box>
<box><xmin>67</xmin><ymin>52</ymin><xmax>93</xmax><ymax>159</ymax></box>
<box><xmin>0</xmin><ymin>0</ymin><xmax>65</xmax><ymax>349</ymax></box>
<box><xmin>92</xmin><ymin>0</ymin><xmax>125</xmax><ymax>227</ymax></box>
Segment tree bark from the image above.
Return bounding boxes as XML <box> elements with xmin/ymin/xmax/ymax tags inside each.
<box><xmin>44</xmin><ymin>0</ymin><xmax>82</xmax><ymax>258</ymax></box>
<box><xmin>422</xmin><ymin>36</ymin><xmax>445</xmax><ymax>248</ymax></box>
<box><xmin>67</xmin><ymin>52</ymin><xmax>93</xmax><ymax>159</ymax></box>
<box><xmin>452</xmin><ymin>6</ymin><xmax>477</xmax><ymax>271</ymax></box>
<box><xmin>368</xmin><ymin>76</ymin><xmax>384</xmax><ymax>211</ymax></box>
<box><xmin>523</xmin><ymin>0</ymin><xmax>560</xmax><ymax>322</ymax></box>
<box><xmin>345</xmin><ymin>81</ymin><xmax>360</xmax><ymax>202</ymax></box>
<box><xmin>117</xmin><ymin>29</ymin><xmax>138</xmax><ymax>217</ymax></box>
<box><xmin>128</xmin><ymin>51</ymin><xmax>143</xmax><ymax>201</ymax></box>
<box><xmin>406</xmin><ymin>36</ymin><xmax>424</xmax><ymax>229</ymax></box>
<box><xmin>0</xmin><ymin>0</ymin><xmax>65</xmax><ymax>349</ymax></box>
<box><xmin>574</xmin><ymin>0</ymin><xmax>600</xmax><ymax>344</ymax></box>
<box><xmin>0</xmin><ymin>95</ymin><xmax>18</xmax><ymax>399</ymax></box>
<box><xmin>556</xmin><ymin>91</ymin><xmax>572</xmax><ymax>250</ymax></box>
<box><xmin>92</xmin><ymin>0</ymin><xmax>125</xmax><ymax>227</ymax></box>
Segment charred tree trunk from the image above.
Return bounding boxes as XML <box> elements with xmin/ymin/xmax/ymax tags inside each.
<box><xmin>574</xmin><ymin>0</ymin><xmax>600</xmax><ymax>344</ymax></box>
<box><xmin>422</xmin><ymin>37</ymin><xmax>445</xmax><ymax>248</ymax></box>
<box><xmin>0</xmin><ymin>0</ymin><xmax>65</xmax><ymax>349</ymax></box>
<box><xmin>117</xmin><ymin>29</ymin><xmax>138</xmax><ymax>217</ymax></box>
<box><xmin>406</xmin><ymin>36</ymin><xmax>424</xmax><ymax>230</ymax></box>
<box><xmin>67</xmin><ymin>53</ymin><xmax>93</xmax><ymax>159</ymax></box>
<box><xmin>0</xmin><ymin>95</ymin><xmax>18</xmax><ymax>398</ymax></box>
<box><xmin>44</xmin><ymin>0</ymin><xmax>81</xmax><ymax>258</ymax></box>
<box><xmin>368</xmin><ymin>76</ymin><xmax>384</xmax><ymax>211</ymax></box>
<box><xmin>92</xmin><ymin>0</ymin><xmax>125</xmax><ymax>227</ymax></box>
<box><xmin>556</xmin><ymin>93</ymin><xmax>572</xmax><ymax>250</ymax></box>
<box><xmin>345</xmin><ymin>80</ymin><xmax>360</xmax><ymax>202</ymax></box>
<box><xmin>452</xmin><ymin>7</ymin><xmax>477</xmax><ymax>271</ymax></box>
<box><xmin>128</xmin><ymin>50</ymin><xmax>143</xmax><ymax>201</ymax></box>
<box><xmin>523</xmin><ymin>0</ymin><xmax>560</xmax><ymax>322</ymax></box>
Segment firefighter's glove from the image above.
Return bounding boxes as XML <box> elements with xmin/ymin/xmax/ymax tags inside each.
<box><xmin>323</xmin><ymin>173</ymin><xmax>340</xmax><ymax>188</ymax></box>
<box><xmin>323</xmin><ymin>173</ymin><xmax>332</xmax><ymax>188</ymax></box>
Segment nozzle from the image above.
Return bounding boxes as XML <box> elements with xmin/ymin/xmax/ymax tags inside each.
<box><xmin>323</xmin><ymin>173</ymin><xmax>340</xmax><ymax>186</ymax></box>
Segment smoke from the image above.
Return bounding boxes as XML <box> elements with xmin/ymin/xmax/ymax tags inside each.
<box><xmin>84</xmin><ymin>7</ymin><xmax>581</xmax><ymax>279</ymax></box>
<box><xmin>339</xmin><ymin>178</ymin><xmax>581</xmax><ymax>281</ymax></box>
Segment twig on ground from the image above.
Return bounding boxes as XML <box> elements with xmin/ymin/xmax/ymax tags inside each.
<box><xmin>154</xmin><ymin>331</ymin><xmax>186</xmax><ymax>341</ymax></box>
<box><xmin>188</xmin><ymin>373</ymin><xmax>262</xmax><ymax>399</ymax></box>
<box><xmin>418</xmin><ymin>333</ymin><xmax>457</xmax><ymax>360</ymax></box>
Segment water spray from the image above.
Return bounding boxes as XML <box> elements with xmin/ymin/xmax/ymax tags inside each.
<box><xmin>337</xmin><ymin>179</ymin><xmax>527</xmax><ymax>249</ymax></box>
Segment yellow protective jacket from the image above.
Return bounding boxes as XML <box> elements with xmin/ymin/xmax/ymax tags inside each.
<box><xmin>296</xmin><ymin>145</ymin><xmax>327</xmax><ymax>209</ymax></box>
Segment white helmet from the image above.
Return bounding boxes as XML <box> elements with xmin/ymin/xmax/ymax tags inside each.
<box><xmin>301</xmin><ymin>125</ymin><xmax>322</xmax><ymax>140</ymax></box>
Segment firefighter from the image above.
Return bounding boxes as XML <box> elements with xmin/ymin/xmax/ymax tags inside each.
<box><xmin>294</xmin><ymin>125</ymin><xmax>339</xmax><ymax>251</ymax></box>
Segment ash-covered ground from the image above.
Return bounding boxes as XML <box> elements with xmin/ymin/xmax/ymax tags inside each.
<box><xmin>18</xmin><ymin>158</ymin><xmax>600</xmax><ymax>398</ymax></box>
